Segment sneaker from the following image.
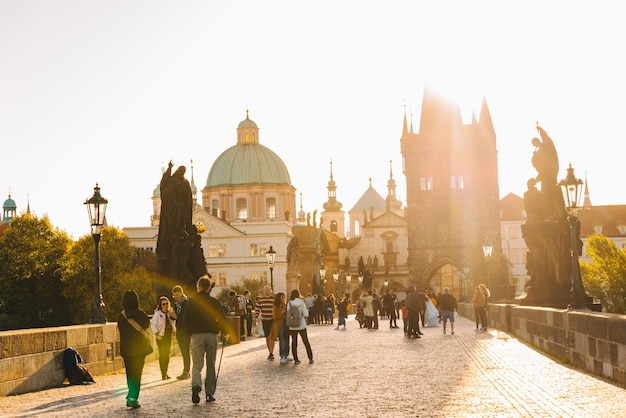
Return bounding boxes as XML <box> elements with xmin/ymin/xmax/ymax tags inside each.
<box><xmin>334</xmin><ymin>326</ymin><xmax>340</xmax><ymax>330</ymax></box>
<box><xmin>451</xmin><ymin>330</ymin><xmax>455</xmax><ymax>334</ymax></box>
<box><xmin>280</xmin><ymin>357</ymin><xmax>289</xmax><ymax>364</ymax></box>
<box><xmin>206</xmin><ymin>394</ymin><xmax>216</xmax><ymax>403</ymax></box>
<box><xmin>192</xmin><ymin>386</ymin><xmax>201</xmax><ymax>404</ymax></box>
<box><xmin>267</xmin><ymin>353</ymin><xmax>274</xmax><ymax>360</ymax></box>
<box><xmin>177</xmin><ymin>372</ymin><xmax>190</xmax><ymax>380</ymax></box>
<box><xmin>126</xmin><ymin>399</ymin><xmax>140</xmax><ymax>409</ymax></box>
<box><xmin>309</xmin><ymin>359</ymin><xmax>314</xmax><ymax>364</ymax></box>
<box><xmin>294</xmin><ymin>359</ymin><xmax>301</xmax><ymax>365</ymax></box>
<box><xmin>286</xmin><ymin>357</ymin><xmax>293</xmax><ymax>362</ymax></box>
<box><xmin>443</xmin><ymin>329</ymin><xmax>446</xmax><ymax>334</ymax></box>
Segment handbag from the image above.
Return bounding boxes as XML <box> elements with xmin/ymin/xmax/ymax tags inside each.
<box><xmin>122</xmin><ymin>311</ymin><xmax>153</xmax><ymax>356</ymax></box>
<box><xmin>257</xmin><ymin>318</ymin><xmax>265</xmax><ymax>337</ymax></box>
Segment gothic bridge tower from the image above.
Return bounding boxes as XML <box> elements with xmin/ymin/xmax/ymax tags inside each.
<box><xmin>400</xmin><ymin>85</ymin><xmax>502</xmax><ymax>297</ymax></box>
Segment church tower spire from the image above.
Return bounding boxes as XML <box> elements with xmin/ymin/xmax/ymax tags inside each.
<box><xmin>582</xmin><ymin>171</ymin><xmax>592</xmax><ymax>208</ymax></box>
<box><xmin>386</xmin><ymin>160</ymin><xmax>403</xmax><ymax>212</ymax></box>
<box><xmin>321</xmin><ymin>159</ymin><xmax>345</xmax><ymax>237</ymax></box>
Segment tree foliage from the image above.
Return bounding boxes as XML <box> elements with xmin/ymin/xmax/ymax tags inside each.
<box><xmin>580</xmin><ymin>234</ymin><xmax>626</xmax><ymax>314</ymax></box>
<box><xmin>62</xmin><ymin>226</ymin><xmax>156</xmax><ymax>323</ymax></box>
<box><xmin>0</xmin><ymin>214</ymin><xmax>72</xmax><ymax>330</ymax></box>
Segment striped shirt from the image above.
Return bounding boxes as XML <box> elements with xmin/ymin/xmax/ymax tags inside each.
<box><xmin>255</xmin><ymin>296</ymin><xmax>274</xmax><ymax>320</ymax></box>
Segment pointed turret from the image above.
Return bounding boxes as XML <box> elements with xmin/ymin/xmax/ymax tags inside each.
<box><xmin>478</xmin><ymin>96</ymin><xmax>495</xmax><ymax>133</ymax></box>
<box><xmin>402</xmin><ymin>105</ymin><xmax>409</xmax><ymax>137</ymax></box>
<box><xmin>582</xmin><ymin>172</ymin><xmax>592</xmax><ymax>208</ymax></box>
<box><xmin>418</xmin><ymin>84</ymin><xmax>463</xmax><ymax>135</ymax></box>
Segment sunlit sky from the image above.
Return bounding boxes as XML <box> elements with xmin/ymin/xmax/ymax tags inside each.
<box><xmin>1</xmin><ymin>1</ymin><xmax>624</xmax><ymax>238</ymax></box>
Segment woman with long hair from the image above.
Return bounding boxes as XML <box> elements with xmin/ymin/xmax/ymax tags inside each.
<box><xmin>117</xmin><ymin>290</ymin><xmax>152</xmax><ymax>409</ymax></box>
<box><xmin>151</xmin><ymin>296</ymin><xmax>176</xmax><ymax>380</ymax></box>
<box><xmin>287</xmin><ymin>289</ymin><xmax>313</xmax><ymax>364</ymax></box>
<box><xmin>270</xmin><ymin>292</ymin><xmax>291</xmax><ymax>364</ymax></box>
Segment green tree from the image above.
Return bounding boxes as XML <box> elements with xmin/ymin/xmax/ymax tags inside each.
<box><xmin>0</xmin><ymin>214</ymin><xmax>72</xmax><ymax>330</ymax></box>
<box><xmin>580</xmin><ymin>234</ymin><xmax>626</xmax><ymax>314</ymax></box>
<box><xmin>62</xmin><ymin>226</ymin><xmax>156</xmax><ymax>323</ymax></box>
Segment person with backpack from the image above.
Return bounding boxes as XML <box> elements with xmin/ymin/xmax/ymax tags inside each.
<box><xmin>287</xmin><ymin>289</ymin><xmax>313</xmax><ymax>364</ymax></box>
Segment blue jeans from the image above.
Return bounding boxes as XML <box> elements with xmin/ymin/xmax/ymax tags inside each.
<box><xmin>338</xmin><ymin>314</ymin><xmax>346</xmax><ymax>326</ymax></box>
<box><xmin>278</xmin><ymin>321</ymin><xmax>290</xmax><ymax>357</ymax></box>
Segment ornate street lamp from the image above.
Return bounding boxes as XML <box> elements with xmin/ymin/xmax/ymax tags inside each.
<box><xmin>85</xmin><ymin>183</ymin><xmax>108</xmax><ymax>324</ymax></box>
<box><xmin>266</xmin><ymin>245</ymin><xmax>276</xmax><ymax>290</ymax></box>
<box><xmin>333</xmin><ymin>271</ymin><xmax>339</xmax><ymax>295</ymax></box>
<box><xmin>345</xmin><ymin>272</ymin><xmax>352</xmax><ymax>299</ymax></box>
<box><xmin>358</xmin><ymin>274</ymin><xmax>363</xmax><ymax>288</ymax></box>
<box><xmin>482</xmin><ymin>239</ymin><xmax>493</xmax><ymax>259</ymax></box>
<box><xmin>559</xmin><ymin>164</ymin><xmax>587</xmax><ymax>309</ymax></box>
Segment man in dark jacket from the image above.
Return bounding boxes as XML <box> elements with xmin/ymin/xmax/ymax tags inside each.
<box><xmin>183</xmin><ymin>275</ymin><xmax>230</xmax><ymax>404</ymax></box>
<box><xmin>405</xmin><ymin>285</ymin><xmax>423</xmax><ymax>338</ymax></box>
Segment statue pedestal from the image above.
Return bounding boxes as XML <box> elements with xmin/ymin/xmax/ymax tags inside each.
<box><xmin>286</xmin><ymin>272</ymin><xmax>302</xmax><ymax>296</ymax></box>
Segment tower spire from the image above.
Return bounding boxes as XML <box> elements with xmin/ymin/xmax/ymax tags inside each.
<box><xmin>322</xmin><ymin>159</ymin><xmax>343</xmax><ymax>212</ymax></box>
<box><xmin>402</xmin><ymin>102</ymin><xmax>409</xmax><ymax>136</ymax></box>
<box><xmin>582</xmin><ymin>171</ymin><xmax>592</xmax><ymax>208</ymax></box>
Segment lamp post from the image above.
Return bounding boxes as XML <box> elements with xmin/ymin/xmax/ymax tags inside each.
<box><xmin>333</xmin><ymin>271</ymin><xmax>339</xmax><ymax>295</ymax></box>
<box><xmin>460</xmin><ymin>264</ymin><xmax>470</xmax><ymax>302</ymax></box>
<box><xmin>482</xmin><ymin>238</ymin><xmax>493</xmax><ymax>289</ymax></box>
<box><xmin>320</xmin><ymin>267</ymin><xmax>326</xmax><ymax>294</ymax></box>
<box><xmin>85</xmin><ymin>183</ymin><xmax>108</xmax><ymax>324</ymax></box>
<box><xmin>559</xmin><ymin>163</ymin><xmax>587</xmax><ymax>309</ymax></box>
<box><xmin>266</xmin><ymin>245</ymin><xmax>276</xmax><ymax>290</ymax></box>
<box><xmin>358</xmin><ymin>273</ymin><xmax>363</xmax><ymax>290</ymax></box>
<box><xmin>345</xmin><ymin>272</ymin><xmax>352</xmax><ymax>299</ymax></box>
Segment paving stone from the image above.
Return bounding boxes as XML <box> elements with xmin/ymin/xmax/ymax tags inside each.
<box><xmin>0</xmin><ymin>316</ymin><xmax>623</xmax><ymax>417</ymax></box>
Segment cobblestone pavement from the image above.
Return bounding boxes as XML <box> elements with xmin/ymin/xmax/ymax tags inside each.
<box><xmin>1</xmin><ymin>315</ymin><xmax>624</xmax><ymax>417</ymax></box>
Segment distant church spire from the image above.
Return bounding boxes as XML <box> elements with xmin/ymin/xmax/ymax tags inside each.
<box><xmin>582</xmin><ymin>171</ymin><xmax>592</xmax><ymax>208</ymax></box>
<box><xmin>297</xmin><ymin>192</ymin><xmax>306</xmax><ymax>224</ymax></box>
<box><xmin>323</xmin><ymin>159</ymin><xmax>343</xmax><ymax>212</ymax></box>
<box><xmin>386</xmin><ymin>160</ymin><xmax>402</xmax><ymax>211</ymax></box>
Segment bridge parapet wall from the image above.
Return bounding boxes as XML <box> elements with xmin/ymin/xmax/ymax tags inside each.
<box><xmin>459</xmin><ymin>302</ymin><xmax>626</xmax><ymax>386</ymax></box>
<box><xmin>0</xmin><ymin>323</ymin><xmax>157</xmax><ymax>396</ymax></box>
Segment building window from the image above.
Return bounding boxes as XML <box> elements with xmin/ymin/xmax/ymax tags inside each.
<box><xmin>331</xmin><ymin>220</ymin><xmax>337</xmax><ymax>233</ymax></box>
<box><xmin>219</xmin><ymin>272</ymin><xmax>226</xmax><ymax>286</ymax></box>
<box><xmin>593</xmin><ymin>225</ymin><xmax>603</xmax><ymax>235</ymax></box>
<box><xmin>250</xmin><ymin>243</ymin><xmax>258</xmax><ymax>256</ymax></box>
<box><xmin>250</xmin><ymin>271</ymin><xmax>259</xmax><ymax>281</ymax></box>
<box><xmin>510</xmin><ymin>249</ymin><xmax>520</xmax><ymax>264</ymax></box>
<box><xmin>420</xmin><ymin>176</ymin><xmax>433</xmax><ymax>191</ymax></box>
<box><xmin>212</xmin><ymin>199</ymin><xmax>219</xmax><ymax>216</ymax></box>
<box><xmin>508</xmin><ymin>227</ymin><xmax>517</xmax><ymax>239</ymax></box>
<box><xmin>450</xmin><ymin>175</ymin><xmax>464</xmax><ymax>189</ymax></box>
<box><xmin>236</xmin><ymin>198</ymin><xmax>247</xmax><ymax>219</ymax></box>
<box><xmin>266</xmin><ymin>197</ymin><xmax>276</xmax><ymax>219</ymax></box>
<box><xmin>260</xmin><ymin>271</ymin><xmax>268</xmax><ymax>284</ymax></box>
<box><xmin>354</xmin><ymin>220</ymin><xmax>360</xmax><ymax>236</ymax></box>
<box><xmin>259</xmin><ymin>242</ymin><xmax>268</xmax><ymax>256</ymax></box>
<box><xmin>208</xmin><ymin>244</ymin><xmax>226</xmax><ymax>257</ymax></box>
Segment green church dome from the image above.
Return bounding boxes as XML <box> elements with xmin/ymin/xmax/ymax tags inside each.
<box><xmin>205</xmin><ymin>114</ymin><xmax>291</xmax><ymax>188</ymax></box>
<box><xmin>3</xmin><ymin>196</ymin><xmax>16</xmax><ymax>210</ymax></box>
<box><xmin>205</xmin><ymin>143</ymin><xmax>291</xmax><ymax>188</ymax></box>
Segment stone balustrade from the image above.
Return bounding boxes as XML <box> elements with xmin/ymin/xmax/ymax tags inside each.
<box><xmin>458</xmin><ymin>302</ymin><xmax>626</xmax><ymax>385</ymax></box>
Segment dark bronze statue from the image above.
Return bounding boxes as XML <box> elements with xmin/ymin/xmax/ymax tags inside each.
<box><xmin>519</xmin><ymin>127</ymin><xmax>574</xmax><ymax>307</ymax></box>
<box><xmin>156</xmin><ymin>161</ymin><xmax>207</xmax><ymax>297</ymax></box>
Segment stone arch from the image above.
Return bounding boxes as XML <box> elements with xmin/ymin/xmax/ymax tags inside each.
<box><xmin>418</xmin><ymin>257</ymin><xmax>464</xmax><ymax>297</ymax></box>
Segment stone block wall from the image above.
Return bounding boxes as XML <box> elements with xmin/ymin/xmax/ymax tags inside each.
<box><xmin>0</xmin><ymin>323</ymin><xmax>157</xmax><ymax>396</ymax></box>
<box><xmin>459</xmin><ymin>303</ymin><xmax>626</xmax><ymax>386</ymax></box>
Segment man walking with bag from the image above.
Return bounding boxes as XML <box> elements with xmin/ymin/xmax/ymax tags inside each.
<box><xmin>183</xmin><ymin>275</ymin><xmax>229</xmax><ymax>404</ymax></box>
